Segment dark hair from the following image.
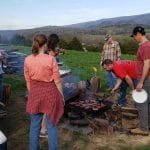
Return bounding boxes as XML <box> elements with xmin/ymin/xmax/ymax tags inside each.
<box><xmin>131</xmin><ymin>26</ymin><xmax>146</xmax><ymax>37</ymax></box>
<box><xmin>101</xmin><ymin>59</ymin><xmax>113</xmax><ymax>66</ymax></box>
<box><xmin>47</xmin><ymin>34</ymin><xmax>59</xmax><ymax>52</ymax></box>
<box><xmin>32</xmin><ymin>34</ymin><xmax>47</xmax><ymax>55</ymax></box>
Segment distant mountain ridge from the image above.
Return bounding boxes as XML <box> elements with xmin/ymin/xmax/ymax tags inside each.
<box><xmin>65</xmin><ymin>13</ymin><xmax>150</xmax><ymax>29</ymax></box>
<box><xmin>0</xmin><ymin>13</ymin><xmax>150</xmax><ymax>40</ymax></box>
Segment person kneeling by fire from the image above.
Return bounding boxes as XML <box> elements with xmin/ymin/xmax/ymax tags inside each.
<box><xmin>102</xmin><ymin>59</ymin><xmax>137</xmax><ymax>107</ymax></box>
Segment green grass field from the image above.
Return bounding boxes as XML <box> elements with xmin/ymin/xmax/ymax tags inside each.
<box><xmin>2</xmin><ymin>45</ymin><xmax>136</xmax><ymax>91</ymax></box>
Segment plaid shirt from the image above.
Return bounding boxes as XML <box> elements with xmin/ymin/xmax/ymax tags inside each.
<box><xmin>101</xmin><ymin>41</ymin><xmax>121</xmax><ymax>62</ymax></box>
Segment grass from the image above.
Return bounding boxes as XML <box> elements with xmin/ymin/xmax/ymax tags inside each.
<box><xmin>0</xmin><ymin>45</ymin><xmax>31</xmax><ymax>55</ymax></box>
<box><xmin>4</xmin><ymin>74</ymin><xmax>26</xmax><ymax>92</ymax></box>
<box><xmin>60</xmin><ymin>50</ymin><xmax>135</xmax><ymax>90</ymax></box>
<box><xmin>2</xmin><ymin>45</ymin><xmax>136</xmax><ymax>91</ymax></box>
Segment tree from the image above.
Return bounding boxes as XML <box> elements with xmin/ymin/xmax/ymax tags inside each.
<box><xmin>11</xmin><ymin>34</ymin><xmax>26</xmax><ymax>45</ymax></box>
<box><xmin>68</xmin><ymin>37</ymin><xmax>83</xmax><ymax>51</ymax></box>
<box><xmin>59</xmin><ymin>38</ymin><xmax>69</xmax><ymax>49</ymax></box>
<box><xmin>10</xmin><ymin>34</ymin><xmax>32</xmax><ymax>46</ymax></box>
<box><xmin>119</xmin><ymin>38</ymin><xmax>138</xmax><ymax>55</ymax></box>
<box><xmin>0</xmin><ymin>34</ymin><xmax>9</xmax><ymax>44</ymax></box>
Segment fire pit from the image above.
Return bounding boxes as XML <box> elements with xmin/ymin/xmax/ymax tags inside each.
<box><xmin>61</xmin><ymin>75</ymin><xmax>140</xmax><ymax>135</ymax></box>
<box><xmin>66</xmin><ymin>98</ymin><xmax>111</xmax><ymax>116</ymax></box>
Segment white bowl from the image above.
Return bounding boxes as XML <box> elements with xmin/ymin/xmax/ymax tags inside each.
<box><xmin>132</xmin><ymin>89</ymin><xmax>148</xmax><ymax>103</ymax></box>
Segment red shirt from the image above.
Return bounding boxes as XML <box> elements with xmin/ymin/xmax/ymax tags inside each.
<box><xmin>112</xmin><ymin>60</ymin><xmax>137</xmax><ymax>80</ymax></box>
<box><xmin>136</xmin><ymin>41</ymin><xmax>150</xmax><ymax>79</ymax></box>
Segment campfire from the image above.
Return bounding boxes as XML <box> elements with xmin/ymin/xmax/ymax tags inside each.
<box><xmin>60</xmin><ymin>68</ymin><xmax>139</xmax><ymax>135</ymax></box>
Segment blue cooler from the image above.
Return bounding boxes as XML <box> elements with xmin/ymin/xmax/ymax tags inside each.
<box><xmin>59</xmin><ymin>70</ymin><xmax>79</xmax><ymax>101</ymax></box>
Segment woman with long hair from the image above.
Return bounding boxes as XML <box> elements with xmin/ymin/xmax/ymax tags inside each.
<box><xmin>40</xmin><ymin>33</ymin><xmax>61</xmax><ymax>138</ymax></box>
<box><xmin>24</xmin><ymin>34</ymin><xmax>64</xmax><ymax>150</ymax></box>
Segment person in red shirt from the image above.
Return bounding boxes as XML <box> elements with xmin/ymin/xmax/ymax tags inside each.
<box><xmin>130</xmin><ymin>26</ymin><xmax>150</xmax><ymax>135</ymax></box>
<box><xmin>102</xmin><ymin>59</ymin><xmax>137</xmax><ymax>106</ymax></box>
<box><xmin>24</xmin><ymin>34</ymin><xmax>64</xmax><ymax>150</ymax></box>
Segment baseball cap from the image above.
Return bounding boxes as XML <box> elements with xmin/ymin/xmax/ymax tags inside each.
<box><xmin>131</xmin><ymin>26</ymin><xmax>145</xmax><ymax>37</ymax></box>
<box><xmin>104</xmin><ymin>34</ymin><xmax>111</xmax><ymax>41</ymax></box>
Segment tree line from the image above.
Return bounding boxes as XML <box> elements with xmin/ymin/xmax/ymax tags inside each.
<box><xmin>0</xmin><ymin>34</ymin><xmax>138</xmax><ymax>55</ymax></box>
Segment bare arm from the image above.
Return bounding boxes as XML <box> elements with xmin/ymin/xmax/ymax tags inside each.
<box><xmin>24</xmin><ymin>61</ymin><xmax>31</xmax><ymax>91</ymax></box>
<box><xmin>125</xmin><ymin>75</ymin><xmax>135</xmax><ymax>90</ymax></box>
<box><xmin>136</xmin><ymin>59</ymin><xmax>150</xmax><ymax>91</ymax></box>
<box><xmin>111</xmin><ymin>78</ymin><xmax>122</xmax><ymax>94</ymax></box>
<box><xmin>55</xmin><ymin>80</ymin><xmax>64</xmax><ymax>99</ymax></box>
<box><xmin>116</xmin><ymin>43</ymin><xmax>121</xmax><ymax>60</ymax></box>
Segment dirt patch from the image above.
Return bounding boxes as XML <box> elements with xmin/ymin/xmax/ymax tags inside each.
<box><xmin>1</xmin><ymin>91</ymin><xmax>150</xmax><ymax>150</ymax></box>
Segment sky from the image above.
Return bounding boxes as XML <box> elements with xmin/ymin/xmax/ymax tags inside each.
<box><xmin>0</xmin><ymin>0</ymin><xmax>150</xmax><ymax>30</ymax></box>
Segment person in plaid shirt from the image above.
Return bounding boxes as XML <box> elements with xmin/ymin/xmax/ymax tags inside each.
<box><xmin>101</xmin><ymin>34</ymin><xmax>121</xmax><ymax>89</ymax></box>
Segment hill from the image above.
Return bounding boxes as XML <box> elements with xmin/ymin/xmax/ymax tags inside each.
<box><xmin>0</xmin><ymin>13</ymin><xmax>150</xmax><ymax>46</ymax></box>
<box><xmin>66</xmin><ymin>13</ymin><xmax>150</xmax><ymax>29</ymax></box>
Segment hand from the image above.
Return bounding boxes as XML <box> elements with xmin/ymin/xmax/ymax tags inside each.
<box><xmin>129</xmin><ymin>90</ymin><xmax>134</xmax><ymax>95</ymax></box>
<box><xmin>111</xmin><ymin>88</ymin><xmax>116</xmax><ymax>95</ymax></box>
<box><xmin>136</xmin><ymin>82</ymin><xmax>143</xmax><ymax>91</ymax></box>
<box><xmin>100</xmin><ymin>60</ymin><xmax>103</xmax><ymax>66</ymax></box>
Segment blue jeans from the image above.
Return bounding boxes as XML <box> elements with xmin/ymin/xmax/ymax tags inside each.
<box><xmin>0</xmin><ymin>74</ymin><xmax>3</xmax><ymax>102</ymax></box>
<box><xmin>105</xmin><ymin>71</ymin><xmax>117</xmax><ymax>89</ymax></box>
<box><xmin>119</xmin><ymin>79</ymin><xmax>138</xmax><ymax>106</ymax></box>
<box><xmin>30</xmin><ymin>113</ymin><xmax>59</xmax><ymax>150</ymax></box>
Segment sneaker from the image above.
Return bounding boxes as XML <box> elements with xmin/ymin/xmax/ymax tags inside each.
<box><xmin>39</xmin><ymin>131</ymin><xmax>48</xmax><ymax>138</ymax></box>
<box><xmin>130</xmin><ymin>128</ymin><xmax>149</xmax><ymax>136</ymax></box>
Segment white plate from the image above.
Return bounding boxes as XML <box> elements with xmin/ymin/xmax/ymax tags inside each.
<box><xmin>132</xmin><ymin>89</ymin><xmax>148</xmax><ymax>103</ymax></box>
<box><xmin>59</xmin><ymin>69</ymin><xmax>71</xmax><ymax>76</ymax></box>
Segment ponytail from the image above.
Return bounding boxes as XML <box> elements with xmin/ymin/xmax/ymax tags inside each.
<box><xmin>32</xmin><ymin>34</ymin><xmax>47</xmax><ymax>55</ymax></box>
<box><xmin>32</xmin><ymin>40</ymin><xmax>39</xmax><ymax>55</ymax></box>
